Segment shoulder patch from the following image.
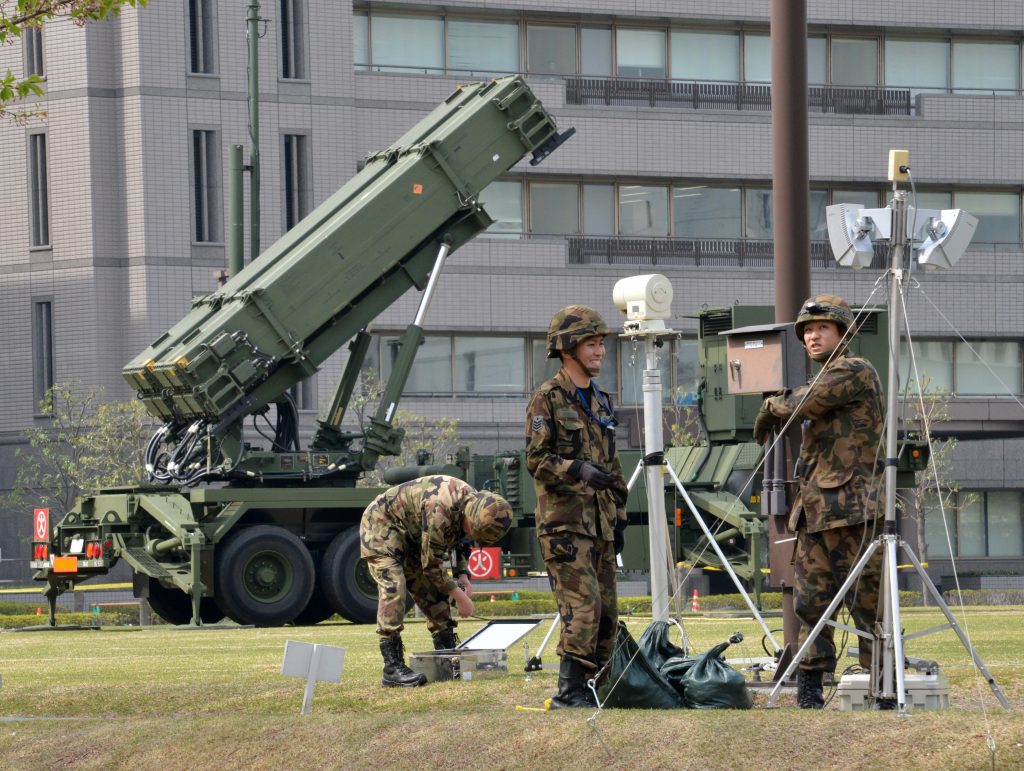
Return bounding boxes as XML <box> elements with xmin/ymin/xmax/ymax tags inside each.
<box><xmin>531</xmin><ymin>415</ymin><xmax>544</xmax><ymax>432</ymax></box>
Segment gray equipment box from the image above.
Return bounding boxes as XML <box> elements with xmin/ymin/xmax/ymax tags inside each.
<box><xmin>410</xmin><ymin>619</ymin><xmax>541</xmax><ymax>682</ymax></box>
<box><xmin>835</xmin><ymin>673</ymin><xmax>951</xmax><ymax>711</ymax></box>
<box><xmin>720</xmin><ymin>322</ymin><xmax>806</xmax><ymax>395</ymax></box>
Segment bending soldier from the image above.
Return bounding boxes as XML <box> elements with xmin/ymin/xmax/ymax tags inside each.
<box><xmin>753</xmin><ymin>294</ymin><xmax>884</xmax><ymax>709</ymax></box>
<box><xmin>359</xmin><ymin>475</ymin><xmax>513</xmax><ymax>688</ymax></box>
<box><xmin>525</xmin><ymin>306</ymin><xmax>629</xmax><ymax>708</ymax></box>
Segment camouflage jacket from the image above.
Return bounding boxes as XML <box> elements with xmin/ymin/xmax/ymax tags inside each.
<box><xmin>359</xmin><ymin>475</ymin><xmax>473</xmax><ymax>595</ymax></box>
<box><xmin>760</xmin><ymin>354</ymin><xmax>883</xmax><ymax>534</ymax></box>
<box><xmin>525</xmin><ymin>367</ymin><xmax>628</xmax><ymax>539</ymax></box>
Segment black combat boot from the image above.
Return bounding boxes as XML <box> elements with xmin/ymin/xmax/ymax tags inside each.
<box><xmin>550</xmin><ymin>658</ymin><xmax>598</xmax><ymax>709</ymax></box>
<box><xmin>431</xmin><ymin>628</ymin><xmax>460</xmax><ymax>650</ymax></box>
<box><xmin>379</xmin><ymin>635</ymin><xmax>427</xmax><ymax>688</ymax></box>
<box><xmin>796</xmin><ymin>669</ymin><xmax>825</xmax><ymax>709</ymax></box>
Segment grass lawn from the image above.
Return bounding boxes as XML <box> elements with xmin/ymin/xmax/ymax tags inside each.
<box><xmin>0</xmin><ymin>607</ymin><xmax>1021</xmax><ymax>770</ymax></box>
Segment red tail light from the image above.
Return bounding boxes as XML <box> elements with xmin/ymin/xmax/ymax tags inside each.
<box><xmin>33</xmin><ymin>544</ymin><xmax>49</xmax><ymax>560</ymax></box>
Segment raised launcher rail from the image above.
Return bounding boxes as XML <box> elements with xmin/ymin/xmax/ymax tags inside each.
<box><xmin>123</xmin><ymin>76</ymin><xmax>570</xmax><ymax>484</ymax></box>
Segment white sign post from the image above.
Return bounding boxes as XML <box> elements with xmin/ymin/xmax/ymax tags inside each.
<box><xmin>281</xmin><ymin>641</ymin><xmax>345</xmax><ymax>715</ymax></box>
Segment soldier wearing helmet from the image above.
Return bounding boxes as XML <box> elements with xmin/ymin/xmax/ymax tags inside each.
<box><xmin>754</xmin><ymin>293</ymin><xmax>885</xmax><ymax>709</ymax></box>
<box><xmin>359</xmin><ymin>475</ymin><xmax>512</xmax><ymax>687</ymax></box>
<box><xmin>525</xmin><ymin>305</ymin><xmax>629</xmax><ymax>708</ymax></box>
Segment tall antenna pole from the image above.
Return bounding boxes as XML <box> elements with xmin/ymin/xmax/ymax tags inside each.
<box><xmin>247</xmin><ymin>1</ymin><xmax>261</xmax><ymax>261</ymax></box>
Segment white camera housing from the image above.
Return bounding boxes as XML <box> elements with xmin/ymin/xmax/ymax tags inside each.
<box><xmin>612</xmin><ymin>274</ymin><xmax>673</xmax><ymax>325</ymax></box>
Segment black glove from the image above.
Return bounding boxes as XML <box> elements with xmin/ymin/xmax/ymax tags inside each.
<box><xmin>569</xmin><ymin>460</ymin><xmax>614</xmax><ymax>490</ymax></box>
<box><xmin>613</xmin><ymin>521</ymin><xmax>626</xmax><ymax>555</ymax></box>
<box><xmin>753</xmin><ymin>407</ymin><xmax>781</xmax><ymax>445</ymax></box>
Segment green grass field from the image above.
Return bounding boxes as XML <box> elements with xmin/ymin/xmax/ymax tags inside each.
<box><xmin>1</xmin><ymin>607</ymin><xmax>1021</xmax><ymax>770</ymax></box>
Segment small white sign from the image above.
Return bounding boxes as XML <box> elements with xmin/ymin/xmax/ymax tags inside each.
<box><xmin>281</xmin><ymin>641</ymin><xmax>345</xmax><ymax>715</ymax></box>
<box><xmin>744</xmin><ymin>339</ymin><xmax>764</xmax><ymax>349</ymax></box>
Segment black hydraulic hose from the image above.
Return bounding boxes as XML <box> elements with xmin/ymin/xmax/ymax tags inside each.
<box><xmin>689</xmin><ymin>394</ymin><xmax>713</xmax><ymax>482</ymax></box>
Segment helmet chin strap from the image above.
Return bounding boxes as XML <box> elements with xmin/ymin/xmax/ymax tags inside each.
<box><xmin>569</xmin><ymin>349</ymin><xmax>599</xmax><ymax>379</ymax></box>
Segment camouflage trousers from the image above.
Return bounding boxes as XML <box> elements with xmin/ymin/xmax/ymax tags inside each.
<box><xmin>540</xmin><ymin>531</ymin><xmax>618</xmax><ymax>671</ymax></box>
<box><xmin>794</xmin><ymin>521</ymin><xmax>882</xmax><ymax>673</ymax></box>
<box><xmin>364</xmin><ymin>554</ymin><xmax>454</xmax><ymax>637</ymax></box>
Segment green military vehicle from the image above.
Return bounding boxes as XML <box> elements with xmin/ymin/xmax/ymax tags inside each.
<box><xmin>29</xmin><ymin>75</ymin><xmax>916</xmax><ymax>628</ymax></box>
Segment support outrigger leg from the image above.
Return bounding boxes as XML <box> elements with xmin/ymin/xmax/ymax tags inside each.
<box><xmin>45</xmin><ymin>583</ymin><xmax>60</xmax><ymax>627</ymax></box>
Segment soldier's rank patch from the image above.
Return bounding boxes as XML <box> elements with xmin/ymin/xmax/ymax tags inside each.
<box><xmin>531</xmin><ymin>415</ymin><xmax>544</xmax><ymax>432</ymax></box>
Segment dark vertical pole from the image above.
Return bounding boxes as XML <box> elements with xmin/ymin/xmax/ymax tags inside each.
<box><xmin>770</xmin><ymin>0</ymin><xmax>810</xmax><ymax>664</ymax></box>
<box><xmin>247</xmin><ymin>1</ymin><xmax>261</xmax><ymax>261</ymax></box>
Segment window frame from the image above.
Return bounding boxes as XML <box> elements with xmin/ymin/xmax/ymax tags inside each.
<box><xmin>23</xmin><ymin>26</ymin><xmax>44</xmax><ymax>78</ymax></box>
<box><xmin>279</xmin><ymin>0</ymin><xmax>308</xmax><ymax>80</ymax></box>
<box><xmin>31</xmin><ymin>297</ymin><xmax>55</xmax><ymax>409</ymax></box>
<box><xmin>187</xmin><ymin>0</ymin><xmax>218</xmax><ymax>75</ymax></box>
<box><xmin>28</xmin><ymin>131</ymin><xmax>49</xmax><ymax>248</ymax></box>
<box><xmin>282</xmin><ymin>133</ymin><xmax>311</xmax><ymax>231</ymax></box>
<box><xmin>191</xmin><ymin>128</ymin><xmax>222</xmax><ymax>244</ymax></box>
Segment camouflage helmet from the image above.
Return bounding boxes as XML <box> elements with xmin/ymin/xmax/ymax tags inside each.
<box><xmin>794</xmin><ymin>294</ymin><xmax>856</xmax><ymax>340</ymax></box>
<box><xmin>463</xmin><ymin>491</ymin><xmax>513</xmax><ymax>544</ymax></box>
<box><xmin>546</xmin><ymin>305</ymin><xmax>609</xmax><ymax>359</ymax></box>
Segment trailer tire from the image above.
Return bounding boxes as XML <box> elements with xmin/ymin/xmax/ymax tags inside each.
<box><xmin>146</xmin><ymin>578</ymin><xmax>224</xmax><ymax>626</ymax></box>
<box><xmin>320</xmin><ymin>528</ymin><xmax>378</xmax><ymax>624</ymax></box>
<box><xmin>215</xmin><ymin>525</ymin><xmax>315</xmax><ymax>626</ymax></box>
<box><xmin>289</xmin><ymin>585</ymin><xmax>336</xmax><ymax>626</ymax></box>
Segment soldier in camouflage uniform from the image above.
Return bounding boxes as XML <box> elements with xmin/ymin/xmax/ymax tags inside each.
<box><xmin>359</xmin><ymin>475</ymin><xmax>513</xmax><ymax>687</ymax></box>
<box><xmin>525</xmin><ymin>306</ymin><xmax>629</xmax><ymax>708</ymax></box>
<box><xmin>753</xmin><ymin>294</ymin><xmax>884</xmax><ymax>709</ymax></box>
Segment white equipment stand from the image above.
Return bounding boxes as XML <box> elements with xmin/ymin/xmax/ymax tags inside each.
<box><xmin>767</xmin><ymin>189</ymin><xmax>1009</xmax><ymax>711</ymax></box>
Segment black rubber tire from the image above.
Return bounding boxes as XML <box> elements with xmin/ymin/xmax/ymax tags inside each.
<box><xmin>146</xmin><ymin>578</ymin><xmax>224</xmax><ymax>625</ymax></box>
<box><xmin>214</xmin><ymin>525</ymin><xmax>315</xmax><ymax>626</ymax></box>
<box><xmin>289</xmin><ymin>584</ymin><xmax>336</xmax><ymax>626</ymax></box>
<box><xmin>320</xmin><ymin>528</ymin><xmax>378</xmax><ymax>624</ymax></box>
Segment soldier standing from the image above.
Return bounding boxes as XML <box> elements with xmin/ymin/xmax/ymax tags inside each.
<box><xmin>359</xmin><ymin>475</ymin><xmax>513</xmax><ymax>687</ymax></box>
<box><xmin>525</xmin><ymin>306</ymin><xmax>629</xmax><ymax>708</ymax></box>
<box><xmin>753</xmin><ymin>295</ymin><xmax>884</xmax><ymax>709</ymax></box>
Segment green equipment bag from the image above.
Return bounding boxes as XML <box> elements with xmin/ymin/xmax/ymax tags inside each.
<box><xmin>596</xmin><ymin>622</ymin><xmax>685</xmax><ymax>709</ymax></box>
<box><xmin>678</xmin><ymin>637</ymin><xmax>754</xmax><ymax>710</ymax></box>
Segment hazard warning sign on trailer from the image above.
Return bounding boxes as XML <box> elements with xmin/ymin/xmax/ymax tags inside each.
<box><xmin>467</xmin><ymin>547</ymin><xmax>501</xmax><ymax>580</ymax></box>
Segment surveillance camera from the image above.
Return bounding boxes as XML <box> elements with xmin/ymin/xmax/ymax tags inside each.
<box><xmin>612</xmin><ymin>274</ymin><xmax>673</xmax><ymax>322</ymax></box>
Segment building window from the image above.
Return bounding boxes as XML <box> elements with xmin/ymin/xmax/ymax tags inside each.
<box><xmin>619</xmin><ymin>338</ymin><xmax>696</xmax><ymax>405</ymax></box>
<box><xmin>188</xmin><ymin>0</ymin><xmax>217</xmax><ymax>74</ymax></box>
<box><xmin>279</xmin><ymin>0</ymin><xmax>306</xmax><ymax>79</ymax></box>
<box><xmin>580</xmin><ymin>26</ymin><xmax>612</xmax><ymax>76</ymax></box>
<box><xmin>23</xmin><ymin>26</ymin><xmax>44</xmax><ymax>77</ymax></box>
<box><xmin>830</xmin><ymin>37</ymin><xmax>878</xmax><ymax>86</ymax></box>
<box><xmin>673</xmin><ymin>185</ymin><xmax>741</xmax><ymax>239</ymax></box>
<box><xmin>454</xmin><ymin>337</ymin><xmax>525</xmax><ymax>393</ymax></box>
<box><xmin>954</xmin><ymin>191</ymin><xmax>1020</xmax><ymax>245</ymax></box>
<box><xmin>28</xmin><ymin>133</ymin><xmax>49</xmax><ymax>247</ymax></box>
<box><xmin>743</xmin><ymin>33</ymin><xmax>770</xmax><ymax>83</ymax></box>
<box><xmin>353</xmin><ymin>12</ymin><xmax>369</xmax><ymax>69</ymax></box>
<box><xmin>745</xmin><ymin>188</ymin><xmax>773</xmax><ymax>239</ymax></box>
<box><xmin>618</xmin><ymin>185</ymin><xmax>668</xmax><ymax>237</ymax></box>
<box><xmin>927</xmin><ymin>491</ymin><xmax>1024</xmax><ymax>558</ymax></box>
<box><xmin>282</xmin><ymin>134</ymin><xmax>310</xmax><ymax>231</ymax></box>
<box><xmin>616</xmin><ymin>28</ymin><xmax>666</xmax><ymax>79</ymax></box>
<box><xmin>952</xmin><ymin>40</ymin><xmax>1019</xmax><ymax>95</ymax></box>
<box><xmin>670</xmin><ymin>30</ymin><xmax>739</xmax><ymax>82</ymax></box>
<box><xmin>369</xmin><ymin>14</ymin><xmax>443</xmax><ymax>74</ymax></box>
<box><xmin>381</xmin><ymin>336</ymin><xmax>453</xmax><ymax>394</ymax></box>
<box><xmin>902</xmin><ymin>339</ymin><xmax>954</xmax><ymax>393</ymax></box>
<box><xmin>192</xmin><ymin>129</ymin><xmax>220</xmax><ymax>243</ymax></box>
<box><xmin>447</xmin><ymin>19</ymin><xmax>519</xmax><ymax>77</ymax></box>
<box><xmin>529</xmin><ymin>182</ymin><xmax>579</xmax><ymax>235</ymax></box>
<box><xmin>955</xmin><ymin>341</ymin><xmax>1022</xmax><ymax>396</ymax></box>
<box><xmin>479</xmin><ymin>180</ymin><xmax>522</xmax><ymax>238</ymax></box>
<box><xmin>884</xmin><ymin>39</ymin><xmax>949</xmax><ymax>96</ymax></box>
<box><xmin>32</xmin><ymin>299</ymin><xmax>54</xmax><ymax>405</ymax></box>
<box><xmin>583</xmin><ymin>184</ymin><xmax>614</xmax><ymax>236</ymax></box>
<box><xmin>527</xmin><ymin>24</ymin><xmax>576</xmax><ymax>77</ymax></box>
<box><xmin>807</xmin><ymin>35</ymin><xmax>827</xmax><ymax>85</ymax></box>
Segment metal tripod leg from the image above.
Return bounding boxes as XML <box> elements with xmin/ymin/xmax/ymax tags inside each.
<box><xmin>901</xmin><ymin>541</ymin><xmax>1009</xmax><ymax>709</ymax></box>
<box><xmin>524</xmin><ymin>613</ymin><xmax>560</xmax><ymax>672</ymax></box>
<box><xmin>767</xmin><ymin>538</ymin><xmax>881</xmax><ymax>706</ymax></box>
<box><xmin>664</xmin><ymin>462</ymin><xmax>781</xmax><ymax>653</ymax></box>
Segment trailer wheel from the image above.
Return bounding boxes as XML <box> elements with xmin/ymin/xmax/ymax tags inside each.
<box><xmin>215</xmin><ymin>525</ymin><xmax>315</xmax><ymax>626</ymax></box>
<box><xmin>146</xmin><ymin>578</ymin><xmax>224</xmax><ymax>626</ymax></box>
<box><xmin>321</xmin><ymin>528</ymin><xmax>378</xmax><ymax>624</ymax></box>
<box><xmin>289</xmin><ymin>585</ymin><xmax>336</xmax><ymax>626</ymax></box>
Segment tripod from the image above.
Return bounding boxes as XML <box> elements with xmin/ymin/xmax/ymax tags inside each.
<box><xmin>767</xmin><ymin>190</ymin><xmax>1009</xmax><ymax>711</ymax></box>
